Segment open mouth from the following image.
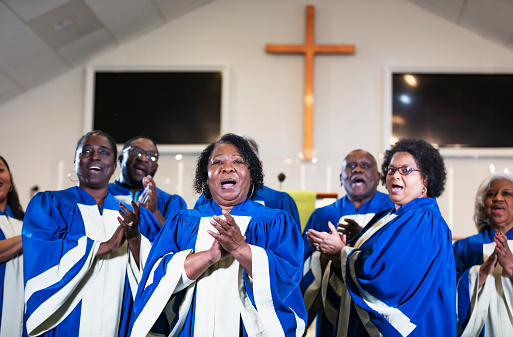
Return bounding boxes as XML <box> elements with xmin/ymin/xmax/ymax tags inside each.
<box><xmin>352</xmin><ymin>177</ymin><xmax>366</xmax><ymax>185</ymax></box>
<box><xmin>221</xmin><ymin>178</ymin><xmax>236</xmax><ymax>189</ymax></box>
<box><xmin>88</xmin><ymin>166</ymin><xmax>101</xmax><ymax>171</ymax></box>
<box><xmin>491</xmin><ymin>205</ymin><xmax>505</xmax><ymax>212</ymax></box>
<box><xmin>391</xmin><ymin>184</ymin><xmax>403</xmax><ymax>192</ymax></box>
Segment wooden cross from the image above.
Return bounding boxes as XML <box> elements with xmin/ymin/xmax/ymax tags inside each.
<box><xmin>266</xmin><ymin>5</ymin><xmax>355</xmax><ymax>161</ymax></box>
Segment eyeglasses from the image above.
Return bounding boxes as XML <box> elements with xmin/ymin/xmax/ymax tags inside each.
<box><xmin>385</xmin><ymin>166</ymin><xmax>421</xmax><ymax>175</ymax></box>
<box><xmin>123</xmin><ymin>146</ymin><xmax>159</xmax><ymax>162</ymax></box>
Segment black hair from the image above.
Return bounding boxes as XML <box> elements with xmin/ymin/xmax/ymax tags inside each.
<box><xmin>75</xmin><ymin>130</ymin><xmax>118</xmax><ymax>159</ymax></box>
<box><xmin>122</xmin><ymin>135</ymin><xmax>159</xmax><ymax>155</ymax></box>
<box><xmin>194</xmin><ymin>133</ymin><xmax>264</xmax><ymax>200</ymax></box>
<box><xmin>0</xmin><ymin>156</ymin><xmax>25</xmax><ymax>219</ymax></box>
<box><xmin>381</xmin><ymin>138</ymin><xmax>446</xmax><ymax>198</ymax></box>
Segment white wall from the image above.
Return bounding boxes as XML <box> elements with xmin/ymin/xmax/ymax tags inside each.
<box><xmin>2</xmin><ymin>0</ymin><xmax>513</xmax><ymax>238</ymax></box>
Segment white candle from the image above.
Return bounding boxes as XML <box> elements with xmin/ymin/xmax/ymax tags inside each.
<box><xmin>177</xmin><ymin>161</ymin><xmax>184</xmax><ymax>195</ymax></box>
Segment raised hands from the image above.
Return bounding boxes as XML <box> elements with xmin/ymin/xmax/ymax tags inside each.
<box><xmin>206</xmin><ymin>237</ymin><xmax>229</xmax><ymax>265</ymax></box>
<box><xmin>307</xmin><ymin>222</ymin><xmax>346</xmax><ymax>262</ymax></box>
<box><xmin>185</xmin><ymin>210</ymin><xmax>253</xmax><ymax>280</ymax></box>
<box><xmin>338</xmin><ymin>218</ymin><xmax>362</xmax><ymax>241</ymax></box>
<box><xmin>495</xmin><ymin>232</ymin><xmax>513</xmax><ymax>280</ymax></box>
<box><xmin>118</xmin><ymin>201</ymin><xmax>141</xmax><ymax>239</ymax></box>
<box><xmin>478</xmin><ymin>251</ymin><xmax>498</xmax><ymax>288</ymax></box>
<box><xmin>209</xmin><ymin>211</ymin><xmax>247</xmax><ymax>253</ymax></box>
<box><xmin>140</xmin><ymin>176</ymin><xmax>157</xmax><ymax>212</ymax></box>
<box><xmin>208</xmin><ymin>210</ymin><xmax>253</xmax><ymax>277</ymax></box>
<box><xmin>139</xmin><ymin>175</ymin><xmax>165</xmax><ymax>225</ymax></box>
<box><xmin>97</xmin><ymin>201</ymin><xmax>142</xmax><ymax>266</ymax></box>
<box><xmin>478</xmin><ymin>232</ymin><xmax>513</xmax><ymax>287</ymax></box>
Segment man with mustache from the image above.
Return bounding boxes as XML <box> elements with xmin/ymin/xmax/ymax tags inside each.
<box><xmin>301</xmin><ymin>149</ymin><xmax>393</xmax><ymax>336</ymax></box>
<box><xmin>109</xmin><ymin>136</ymin><xmax>186</xmax><ymax>225</ymax></box>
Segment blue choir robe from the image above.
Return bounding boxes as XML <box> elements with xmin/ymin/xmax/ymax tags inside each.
<box><xmin>194</xmin><ymin>185</ymin><xmax>301</xmax><ymax>232</ymax></box>
<box><xmin>22</xmin><ymin>187</ymin><xmax>161</xmax><ymax>337</ymax></box>
<box><xmin>0</xmin><ymin>205</ymin><xmax>25</xmax><ymax>337</ymax></box>
<box><xmin>301</xmin><ymin>191</ymin><xmax>393</xmax><ymax>335</ymax></box>
<box><xmin>453</xmin><ymin>228</ymin><xmax>513</xmax><ymax>337</ymax></box>
<box><xmin>337</xmin><ymin>197</ymin><xmax>456</xmax><ymax>337</ymax></box>
<box><xmin>129</xmin><ymin>199</ymin><xmax>307</xmax><ymax>337</ymax></box>
<box><xmin>109</xmin><ymin>180</ymin><xmax>187</xmax><ymax>221</ymax></box>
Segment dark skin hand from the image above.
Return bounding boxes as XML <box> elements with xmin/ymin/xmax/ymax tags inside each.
<box><xmin>96</xmin><ymin>201</ymin><xmax>141</xmax><ymax>267</ymax></box>
<box><xmin>209</xmin><ymin>210</ymin><xmax>253</xmax><ymax>277</ymax></box>
<box><xmin>478</xmin><ymin>232</ymin><xmax>513</xmax><ymax>287</ymax></box>
<box><xmin>96</xmin><ymin>225</ymin><xmax>126</xmax><ymax>258</ymax></box>
<box><xmin>307</xmin><ymin>219</ymin><xmax>361</xmax><ymax>275</ymax></box>
<box><xmin>307</xmin><ymin>222</ymin><xmax>347</xmax><ymax>270</ymax></box>
<box><xmin>338</xmin><ymin>218</ymin><xmax>362</xmax><ymax>241</ymax></box>
<box><xmin>0</xmin><ymin>236</ymin><xmax>23</xmax><ymax>264</ymax></box>
<box><xmin>184</xmin><ymin>239</ymin><xmax>229</xmax><ymax>281</ymax></box>
<box><xmin>494</xmin><ymin>232</ymin><xmax>513</xmax><ymax>280</ymax></box>
<box><xmin>139</xmin><ymin>175</ymin><xmax>166</xmax><ymax>226</ymax></box>
<box><xmin>184</xmin><ymin>210</ymin><xmax>252</xmax><ymax>280</ymax></box>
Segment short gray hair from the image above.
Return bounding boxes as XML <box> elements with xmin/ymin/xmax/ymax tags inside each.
<box><xmin>474</xmin><ymin>173</ymin><xmax>513</xmax><ymax>232</ymax></box>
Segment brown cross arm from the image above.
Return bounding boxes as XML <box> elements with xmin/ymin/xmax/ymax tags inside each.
<box><xmin>266</xmin><ymin>44</ymin><xmax>308</xmax><ymax>54</ymax></box>
<box><xmin>313</xmin><ymin>45</ymin><xmax>355</xmax><ymax>54</ymax></box>
<box><xmin>266</xmin><ymin>44</ymin><xmax>355</xmax><ymax>55</ymax></box>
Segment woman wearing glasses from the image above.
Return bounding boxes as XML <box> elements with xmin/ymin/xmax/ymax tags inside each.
<box><xmin>306</xmin><ymin>138</ymin><xmax>456</xmax><ymax>337</ymax></box>
<box><xmin>22</xmin><ymin>130</ymin><xmax>161</xmax><ymax>337</ymax></box>
<box><xmin>109</xmin><ymin>136</ymin><xmax>186</xmax><ymax>226</ymax></box>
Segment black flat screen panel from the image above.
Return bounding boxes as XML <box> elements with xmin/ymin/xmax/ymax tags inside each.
<box><xmin>392</xmin><ymin>73</ymin><xmax>513</xmax><ymax>148</ymax></box>
<box><xmin>93</xmin><ymin>71</ymin><xmax>222</xmax><ymax>145</ymax></box>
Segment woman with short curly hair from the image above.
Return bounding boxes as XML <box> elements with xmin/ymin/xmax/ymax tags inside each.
<box><xmin>380</xmin><ymin>137</ymin><xmax>446</xmax><ymax>198</ymax></box>
<box><xmin>130</xmin><ymin>133</ymin><xmax>306</xmax><ymax>337</ymax></box>
<box><xmin>306</xmin><ymin>138</ymin><xmax>456</xmax><ymax>336</ymax></box>
<box><xmin>194</xmin><ymin>133</ymin><xmax>264</xmax><ymax>201</ymax></box>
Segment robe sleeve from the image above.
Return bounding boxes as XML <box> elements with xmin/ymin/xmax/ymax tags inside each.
<box><xmin>22</xmin><ymin>192</ymin><xmax>100</xmax><ymax>336</ymax></box>
<box><xmin>453</xmin><ymin>238</ymin><xmax>484</xmax><ymax>282</ymax></box>
<box><xmin>300</xmin><ymin>208</ymin><xmax>327</xmax><ymax>317</ymax></box>
<box><xmin>129</xmin><ymin>211</ymin><xmax>197</xmax><ymax>337</ymax></box>
<box><xmin>455</xmin><ymin>267</ymin><xmax>488</xmax><ymax>337</ymax></box>
<box><xmin>125</xmin><ymin>207</ymin><xmax>161</xmax><ymax>300</ymax></box>
<box><xmin>342</xmin><ymin>209</ymin><xmax>456</xmax><ymax>336</ymax></box>
<box><xmin>456</xmin><ymin>241</ymin><xmax>513</xmax><ymax>337</ymax></box>
<box><xmin>241</xmin><ymin>210</ymin><xmax>306</xmax><ymax>336</ymax></box>
<box><xmin>130</xmin><ymin>208</ymin><xmax>307</xmax><ymax>337</ymax></box>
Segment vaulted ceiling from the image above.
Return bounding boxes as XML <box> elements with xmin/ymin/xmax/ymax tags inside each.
<box><xmin>1</xmin><ymin>0</ymin><xmax>512</xmax><ymax>107</ymax></box>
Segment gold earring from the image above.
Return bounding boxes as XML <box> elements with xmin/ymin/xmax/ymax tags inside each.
<box><xmin>422</xmin><ymin>186</ymin><xmax>427</xmax><ymax>195</ymax></box>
